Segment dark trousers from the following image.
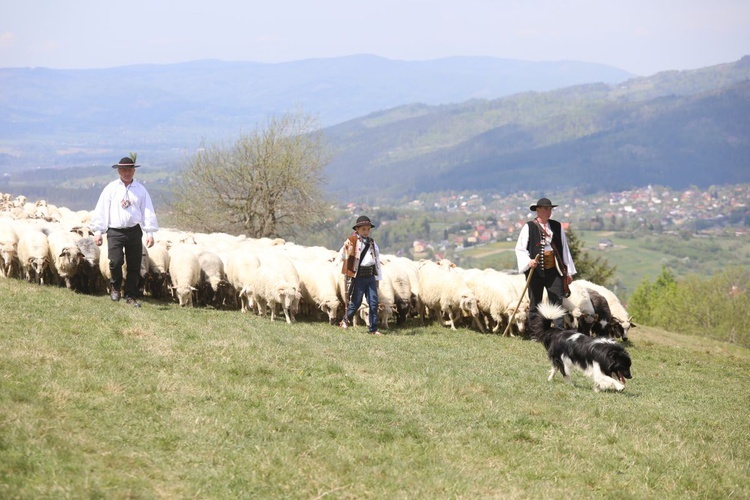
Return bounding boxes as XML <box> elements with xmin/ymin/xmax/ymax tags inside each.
<box><xmin>528</xmin><ymin>268</ymin><xmax>565</xmax><ymax>329</ymax></box>
<box><xmin>107</xmin><ymin>225</ymin><xmax>143</xmax><ymax>300</ymax></box>
<box><xmin>344</xmin><ymin>276</ymin><xmax>379</xmax><ymax>333</ymax></box>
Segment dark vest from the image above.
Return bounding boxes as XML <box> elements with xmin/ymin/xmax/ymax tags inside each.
<box><xmin>526</xmin><ymin>219</ymin><xmax>563</xmax><ymax>277</ymax></box>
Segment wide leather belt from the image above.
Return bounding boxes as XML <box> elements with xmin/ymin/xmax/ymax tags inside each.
<box><xmin>357</xmin><ymin>265</ymin><xmax>375</xmax><ymax>278</ymax></box>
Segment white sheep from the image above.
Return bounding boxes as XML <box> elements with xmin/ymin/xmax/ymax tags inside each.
<box><xmin>462</xmin><ymin>268</ymin><xmax>519</xmax><ymax>334</ymax></box>
<box><xmin>355</xmin><ymin>267</ymin><xmax>397</xmax><ymax>329</ymax></box>
<box><xmin>0</xmin><ymin>221</ymin><xmax>19</xmax><ymax>278</ymax></box>
<box><xmin>46</xmin><ymin>230</ymin><xmax>84</xmax><ymax>289</ymax></box>
<box><xmin>225</xmin><ymin>248</ymin><xmax>262</xmax><ymax>314</ymax></box>
<box><xmin>145</xmin><ymin>241</ymin><xmax>171</xmax><ymax>299</ymax></box>
<box><xmin>197</xmin><ymin>250</ymin><xmax>232</xmax><ymax>308</ymax></box>
<box><xmin>17</xmin><ymin>229</ymin><xmax>51</xmax><ymax>284</ymax></box>
<box><xmin>417</xmin><ymin>260</ymin><xmax>482</xmax><ymax>331</ymax></box>
<box><xmin>291</xmin><ymin>256</ymin><xmax>341</xmax><ymax>324</ymax></box>
<box><xmin>168</xmin><ymin>246</ymin><xmax>201</xmax><ymax>307</ymax></box>
<box><xmin>254</xmin><ymin>250</ymin><xmax>301</xmax><ymax>323</ymax></box>
<box><xmin>381</xmin><ymin>255</ymin><xmax>419</xmax><ymax>325</ymax></box>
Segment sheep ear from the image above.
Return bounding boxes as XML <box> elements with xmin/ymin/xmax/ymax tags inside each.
<box><xmin>190</xmin><ymin>286</ymin><xmax>197</xmax><ymax>291</ymax></box>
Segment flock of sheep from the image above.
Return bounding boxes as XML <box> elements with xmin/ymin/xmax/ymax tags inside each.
<box><xmin>0</xmin><ymin>192</ymin><xmax>633</xmax><ymax>339</ymax></box>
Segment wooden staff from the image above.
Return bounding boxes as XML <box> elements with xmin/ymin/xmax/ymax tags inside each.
<box><xmin>503</xmin><ymin>256</ymin><xmax>538</xmax><ymax>337</ymax></box>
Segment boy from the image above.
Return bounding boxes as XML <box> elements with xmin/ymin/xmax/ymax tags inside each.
<box><xmin>339</xmin><ymin>215</ymin><xmax>382</xmax><ymax>335</ymax></box>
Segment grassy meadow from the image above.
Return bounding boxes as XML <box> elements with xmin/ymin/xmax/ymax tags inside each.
<box><xmin>1</xmin><ymin>278</ymin><xmax>749</xmax><ymax>498</ymax></box>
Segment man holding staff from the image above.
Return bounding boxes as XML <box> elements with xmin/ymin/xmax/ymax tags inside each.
<box><xmin>515</xmin><ymin>197</ymin><xmax>576</xmax><ymax>329</ymax></box>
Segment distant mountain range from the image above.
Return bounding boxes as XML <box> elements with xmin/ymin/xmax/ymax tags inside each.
<box><xmin>0</xmin><ymin>55</ymin><xmax>633</xmax><ymax>171</ymax></box>
<box><xmin>324</xmin><ymin>56</ymin><xmax>750</xmax><ymax>200</ymax></box>
<box><xmin>0</xmin><ymin>55</ymin><xmax>748</xmax><ymax>209</ymax></box>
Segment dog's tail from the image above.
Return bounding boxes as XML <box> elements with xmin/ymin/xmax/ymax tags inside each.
<box><xmin>537</xmin><ymin>301</ymin><xmax>567</xmax><ymax>322</ymax></box>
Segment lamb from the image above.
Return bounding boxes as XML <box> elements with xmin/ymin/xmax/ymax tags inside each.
<box><xmin>46</xmin><ymin>230</ymin><xmax>84</xmax><ymax>289</ymax></box>
<box><xmin>253</xmin><ymin>251</ymin><xmax>301</xmax><ymax>323</ymax></box>
<box><xmin>417</xmin><ymin>260</ymin><xmax>482</xmax><ymax>331</ymax></box>
<box><xmin>0</xmin><ymin>221</ymin><xmax>19</xmax><ymax>278</ymax></box>
<box><xmin>17</xmin><ymin>229</ymin><xmax>51</xmax><ymax>284</ymax></box>
<box><xmin>168</xmin><ymin>246</ymin><xmax>201</xmax><ymax>307</ymax></box>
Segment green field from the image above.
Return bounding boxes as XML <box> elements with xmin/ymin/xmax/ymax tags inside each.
<box><xmin>1</xmin><ymin>279</ymin><xmax>748</xmax><ymax>498</ymax></box>
<box><xmin>458</xmin><ymin>230</ymin><xmax>750</xmax><ymax>297</ymax></box>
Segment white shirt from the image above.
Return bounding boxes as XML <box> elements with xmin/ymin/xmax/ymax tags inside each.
<box><xmin>90</xmin><ymin>178</ymin><xmax>159</xmax><ymax>238</ymax></box>
<box><xmin>514</xmin><ymin>220</ymin><xmax>577</xmax><ymax>276</ymax></box>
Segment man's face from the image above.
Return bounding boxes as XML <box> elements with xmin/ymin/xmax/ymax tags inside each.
<box><xmin>118</xmin><ymin>166</ymin><xmax>135</xmax><ymax>183</ymax></box>
<box><xmin>536</xmin><ymin>206</ymin><xmax>552</xmax><ymax>219</ymax></box>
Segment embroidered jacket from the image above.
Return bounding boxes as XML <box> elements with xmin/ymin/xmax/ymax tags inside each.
<box><xmin>339</xmin><ymin>233</ymin><xmax>382</xmax><ymax>280</ymax></box>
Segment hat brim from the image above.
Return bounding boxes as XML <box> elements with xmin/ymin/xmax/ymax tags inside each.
<box><xmin>112</xmin><ymin>164</ymin><xmax>141</xmax><ymax>168</ymax></box>
<box><xmin>530</xmin><ymin>204</ymin><xmax>558</xmax><ymax>211</ymax></box>
<box><xmin>352</xmin><ymin>223</ymin><xmax>375</xmax><ymax>230</ymax></box>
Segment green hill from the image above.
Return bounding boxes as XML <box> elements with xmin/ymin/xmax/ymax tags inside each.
<box><xmin>1</xmin><ymin>279</ymin><xmax>748</xmax><ymax>497</ymax></box>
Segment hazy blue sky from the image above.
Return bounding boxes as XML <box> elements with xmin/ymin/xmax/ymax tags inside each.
<box><xmin>2</xmin><ymin>0</ymin><xmax>748</xmax><ymax>75</ymax></box>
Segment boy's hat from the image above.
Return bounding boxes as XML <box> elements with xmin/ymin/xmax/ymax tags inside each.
<box><xmin>352</xmin><ymin>215</ymin><xmax>376</xmax><ymax>230</ymax></box>
<box><xmin>529</xmin><ymin>197</ymin><xmax>558</xmax><ymax>211</ymax></box>
<box><xmin>112</xmin><ymin>157</ymin><xmax>141</xmax><ymax>169</ymax></box>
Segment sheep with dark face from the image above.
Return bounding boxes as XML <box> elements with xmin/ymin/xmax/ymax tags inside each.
<box><xmin>73</xmin><ymin>236</ymin><xmax>102</xmax><ymax>294</ymax></box>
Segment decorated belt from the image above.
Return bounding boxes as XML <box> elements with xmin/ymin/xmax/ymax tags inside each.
<box><xmin>357</xmin><ymin>265</ymin><xmax>375</xmax><ymax>278</ymax></box>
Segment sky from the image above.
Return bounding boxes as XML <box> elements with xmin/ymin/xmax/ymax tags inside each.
<box><xmin>1</xmin><ymin>0</ymin><xmax>749</xmax><ymax>76</ymax></box>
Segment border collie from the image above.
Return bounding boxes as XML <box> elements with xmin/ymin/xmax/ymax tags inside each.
<box><xmin>532</xmin><ymin>302</ymin><xmax>632</xmax><ymax>392</ymax></box>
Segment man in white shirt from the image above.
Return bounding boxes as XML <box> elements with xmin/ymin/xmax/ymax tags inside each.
<box><xmin>515</xmin><ymin>198</ymin><xmax>576</xmax><ymax>329</ymax></box>
<box><xmin>90</xmin><ymin>156</ymin><xmax>159</xmax><ymax>307</ymax></box>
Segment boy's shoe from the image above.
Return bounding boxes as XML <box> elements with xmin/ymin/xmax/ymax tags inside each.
<box><xmin>370</xmin><ymin>331</ymin><xmax>383</xmax><ymax>336</ymax></box>
<box><xmin>339</xmin><ymin>320</ymin><xmax>348</xmax><ymax>329</ymax></box>
<box><xmin>110</xmin><ymin>290</ymin><xmax>121</xmax><ymax>301</ymax></box>
<box><xmin>126</xmin><ymin>298</ymin><xmax>141</xmax><ymax>308</ymax></box>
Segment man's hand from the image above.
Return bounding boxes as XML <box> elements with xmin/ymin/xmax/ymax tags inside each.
<box><xmin>146</xmin><ymin>236</ymin><xmax>154</xmax><ymax>248</ymax></box>
<box><xmin>94</xmin><ymin>235</ymin><xmax>103</xmax><ymax>246</ymax></box>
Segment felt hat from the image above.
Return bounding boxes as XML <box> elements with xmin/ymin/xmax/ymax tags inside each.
<box><xmin>352</xmin><ymin>215</ymin><xmax>376</xmax><ymax>230</ymax></box>
<box><xmin>529</xmin><ymin>197</ymin><xmax>558</xmax><ymax>211</ymax></box>
<box><xmin>112</xmin><ymin>157</ymin><xmax>141</xmax><ymax>169</ymax></box>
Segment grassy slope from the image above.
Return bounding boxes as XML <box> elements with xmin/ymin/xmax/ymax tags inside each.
<box><xmin>1</xmin><ymin>279</ymin><xmax>748</xmax><ymax>498</ymax></box>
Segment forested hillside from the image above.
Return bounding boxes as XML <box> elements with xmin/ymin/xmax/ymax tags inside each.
<box><xmin>324</xmin><ymin>57</ymin><xmax>750</xmax><ymax>199</ymax></box>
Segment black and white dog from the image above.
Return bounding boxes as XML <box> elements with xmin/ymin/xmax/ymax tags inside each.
<box><xmin>532</xmin><ymin>302</ymin><xmax>633</xmax><ymax>392</ymax></box>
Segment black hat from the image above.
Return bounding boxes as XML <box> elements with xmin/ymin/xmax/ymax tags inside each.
<box><xmin>530</xmin><ymin>197</ymin><xmax>558</xmax><ymax>211</ymax></box>
<box><xmin>112</xmin><ymin>157</ymin><xmax>141</xmax><ymax>169</ymax></box>
<box><xmin>352</xmin><ymin>215</ymin><xmax>376</xmax><ymax>230</ymax></box>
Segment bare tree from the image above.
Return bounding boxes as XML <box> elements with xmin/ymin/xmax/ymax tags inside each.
<box><xmin>169</xmin><ymin>112</ymin><xmax>331</xmax><ymax>238</ymax></box>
